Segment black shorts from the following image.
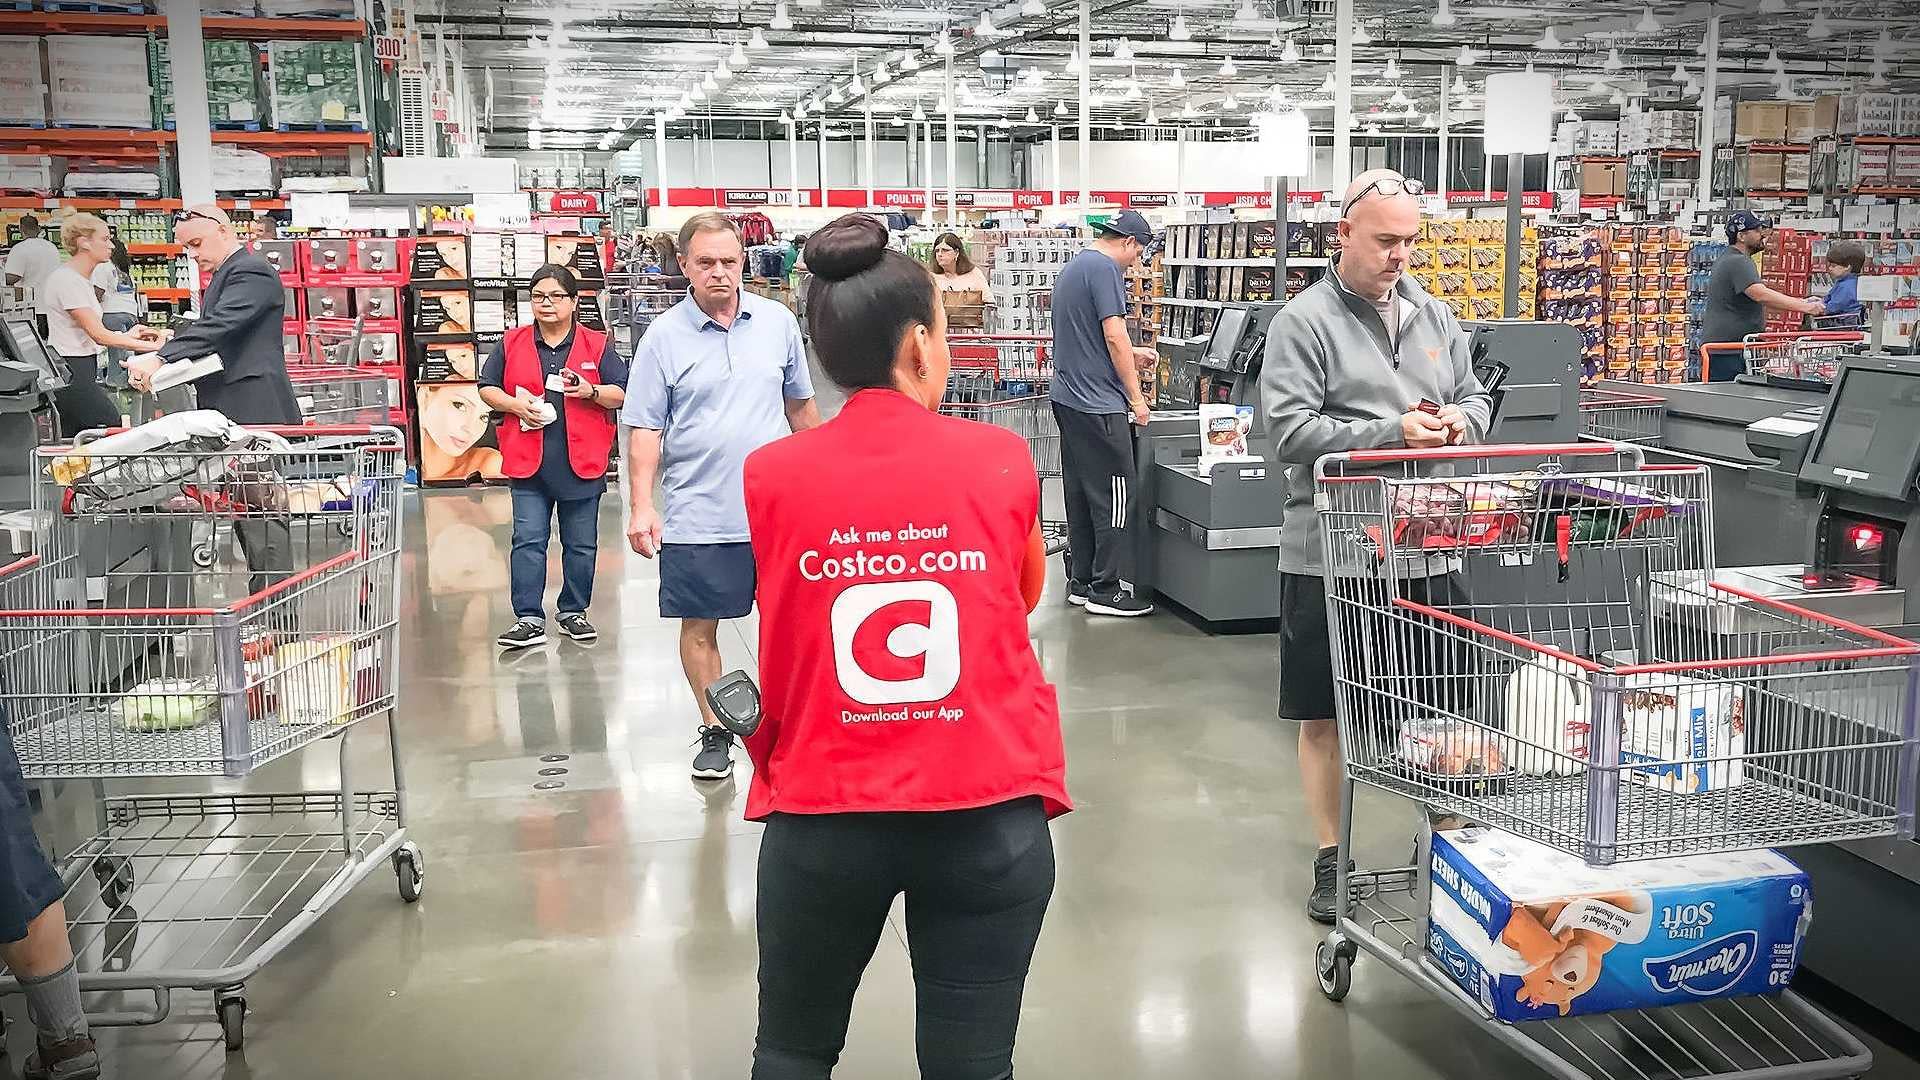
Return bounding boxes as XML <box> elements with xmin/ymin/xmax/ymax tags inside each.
<box><xmin>659</xmin><ymin>542</ymin><xmax>756</xmax><ymax>620</ymax></box>
<box><xmin>1277</xmin><ymin>571</ymin><xmax>1473</xmax><ymax>723</ymax></box>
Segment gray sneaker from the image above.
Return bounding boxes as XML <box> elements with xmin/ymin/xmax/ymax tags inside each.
<box><xmin>556</xmin><ymin>613</ymin><xmax>598</xmax><ymax>642</ymax></box>
<box><xmin>692</xmin><ymin>725</ymin><xmax>735</xmax><ymax>781</ymax></box>
<box><xmin>23</xmin><ymin>1037</ymin><xmax>102</xmax><ymax>1080</ymax></box>
<box><xmin>496</xmin><ymin>618</ymin><xmax>547</xmax><ymax>649</ymax></box>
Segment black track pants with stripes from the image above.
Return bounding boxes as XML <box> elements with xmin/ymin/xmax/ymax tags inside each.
<box><xmin>1051</xmin><ymin>401</ymin><xmax>1138</xmax><ymax>596</ymax></box>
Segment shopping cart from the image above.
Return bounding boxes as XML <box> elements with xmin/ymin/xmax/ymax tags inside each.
<box><xmin>1702</xmin><ymin>331</ymin><xmax>1866</xmax><ymax>388</ymax></box>
<box><xmin>941</xmin><ymin>334</ymin><xmax>1065</xmax><ymax>556</ymax></box>
<box><xmin>1576</xmin><ymin>388</ymin><xmax>1667</xmax><ymax>445</ymax></box>
<box><xmin>0</xmin><ymin>421</ymin><xmax>415</xmax><ymax>1053</ymax></box>
<box><xmin>289</xmin><ymin>366</ymin><xmax>401</xmax><ymax>427</ymax></box>
<box><xmin>1307</xmin><ymin>442</ymin><xmax>1915</xmax><ymax>1079</ymax></box>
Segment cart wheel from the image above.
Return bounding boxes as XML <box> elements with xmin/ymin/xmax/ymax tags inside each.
<box><xmin>92</xmin><ymin>856</ymin><xmax>134</xmax><ymax>910</ymax></box>
<box><xmin>1316</xmin><ymin>938</ymin><xmax>1354</xmax><ymax>1003</ymax></box>
<box><xmin>216</xmin><ymin>994</ymin><xmax>246</xmax><ymax>1052</ymax></box>
<box><xmin>393</xmin><ymin>843</ymin><xmax>424</xmax><ymax>903</ymax></box>
<box><xmin>192</xmin><ymin>542</ymin><xmax>216</xmax><ymax>569</ymax></box>
<box><xmin>335</xmin><ymin>520</ymin><xmax>352</xmax><ymax>538</ymax></box>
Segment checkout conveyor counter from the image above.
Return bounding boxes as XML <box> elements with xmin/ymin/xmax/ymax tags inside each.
<box><xmin>1623</xmin><ymin>355</ymin><xmax>1920</xmax><ymax>1031</ymax></box>
<box><xmin>1135</xmin><ymin>315</ymin><xmax>1584</xmax><ymax>624</ymax></box>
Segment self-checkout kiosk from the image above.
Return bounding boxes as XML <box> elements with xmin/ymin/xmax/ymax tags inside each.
<box><xmin>1134</xmin><ymin>315</ymin><xmax>1586</xmax><ymax>626</ymax></box>
<box><xmin>0</xmin><ymin>315</ymin><xmax>64</xmax><ymax>554</ymax></box>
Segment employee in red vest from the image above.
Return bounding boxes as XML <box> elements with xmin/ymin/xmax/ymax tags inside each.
<box><xmin>741</xmin><ymin>213</ymin><xmax>1070</xmax><ymax>1078</ymax></box>
<box><xmin>478</xmin><ymin>264</ymin><xmax>627</xmax><ymax>649</ymax></box>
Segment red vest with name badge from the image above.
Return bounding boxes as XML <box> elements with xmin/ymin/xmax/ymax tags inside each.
<box><xmin>496</xmin><ymin>323</ymin><xmax>616</xmax><ymax>480</ymax></box>
<box><xmin>740</xmin><ymin>388</ymin><xmax>1071</xmax><ymax>822</ymax></box>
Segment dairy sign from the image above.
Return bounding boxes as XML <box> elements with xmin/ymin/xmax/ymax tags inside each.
<box><xmin>538</xmin><ymin>190</ymin><xmax>603</xmax><ymax>214</ymax></box>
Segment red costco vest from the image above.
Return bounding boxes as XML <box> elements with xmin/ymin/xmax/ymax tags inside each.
<box><xmin>739</xmin><ymin>388</ymin><xmax>1072</xmax><ymax>822</ymax></box>
<box><xmin>495</xmin><ymin>323</ymin><xmax>616</xmax><ymax>481</ymax></box>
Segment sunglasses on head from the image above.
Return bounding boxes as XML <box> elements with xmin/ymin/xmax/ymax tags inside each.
<box><xmin>172</xmin><ymin>209</ymin><xmax>224</xmax><ymax>226</ymax></box>
<box><xmin>1342</xmin><ymin>177</ymin><xmax>1426</xmax><ymax>217</ymax></box>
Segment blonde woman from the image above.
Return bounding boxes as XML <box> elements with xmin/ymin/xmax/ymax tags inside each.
<box><xmin>39</xmin><ymin>213</ymin><xmax>160</xmax><ymax>435</ymax></box>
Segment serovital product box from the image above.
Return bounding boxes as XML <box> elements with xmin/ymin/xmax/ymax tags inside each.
<box><xmin>414</xmin><ymin>288</ymin><xmax>472</xmax><ymax>335</ymax></box>
<box><xmin>409</xmin><ymin>236</ymin><xmax>469</xmax><ymax>281</ymax></box>
<box><xmin>547</xmin><ymin>235</ymin><xmax>604</xmax><ymax>281</ymax></box>
<box><xmin>1427</xmin><ymin>827</ymin><xmax>1811</xmax><ymax>1022</ymax></box>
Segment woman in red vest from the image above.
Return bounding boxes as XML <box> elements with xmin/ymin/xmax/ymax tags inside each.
<box><xmin>741</xmin><ymin>213</ymin><xmax>1069</xmax><ymax>1079</ymax></box>
<box><xmin>477</xmin><ymin>264</ymin><xmax>627</xmax><ymax>649</ymax></box>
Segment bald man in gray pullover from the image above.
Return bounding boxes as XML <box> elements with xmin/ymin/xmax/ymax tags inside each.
<box><xmin>1258</xmin><ymin>169</ymin><xmax>1492</xmax><ymax>925</ymax></box>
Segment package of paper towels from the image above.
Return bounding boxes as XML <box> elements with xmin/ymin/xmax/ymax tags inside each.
<box><xmin>1427</xmin><ymin>826</ymin><xmax>1810</xmax><ymax>1022</ymax></box>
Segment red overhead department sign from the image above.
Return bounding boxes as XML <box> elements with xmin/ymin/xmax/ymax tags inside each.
<box><xmin>537</xmin><ymin>190</ymin><xmax>603</xmax><ymax>213</ymax></box>
<box><xmin>646</xmin><ymin>188</ymin><xmax>1328</xmax><ymax>209</ymax></box>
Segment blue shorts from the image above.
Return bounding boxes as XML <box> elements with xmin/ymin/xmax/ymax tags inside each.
<box><xmin>1</xmin><ymin>723</ymin><xmax>65</xmax><ymax>943</ymax></box>
<box><xmin>659</xmin><ymin>542</ymin><xmax>756</xmax><ymax>620</ymax></box>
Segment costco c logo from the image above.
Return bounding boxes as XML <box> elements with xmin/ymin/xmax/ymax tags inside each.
<box><xmin>829</xmin><ymin>581</ymin><xmax>962</xmax><ymax>705</ymax></box>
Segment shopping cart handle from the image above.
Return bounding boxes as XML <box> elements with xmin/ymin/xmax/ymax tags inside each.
<box><xmin>1338</xmin><ymin>442</ymin><xmax>1634</xmax><ymax>464</ymax></box>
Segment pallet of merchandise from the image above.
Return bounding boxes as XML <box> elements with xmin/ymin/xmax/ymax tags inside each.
<box><xmin>266</xmin><ymin>39</ymin><xmax>366</xmax><ymax>131</ymax></box>
<box><xmin>40</xmin><ymin>0</ymin><xmax>147</xmax><ymax>11</ymax></box>
<box><xmin>0</xmin><ymin>37</ymin><xmax>44</xmax><ymax>129</ymax></box>
<box><xmin>46</xmin><ymin>35</ymin><xmax>153</xmax><ymax>130</ymax></box>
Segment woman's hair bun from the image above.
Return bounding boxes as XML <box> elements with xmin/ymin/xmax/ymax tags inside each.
<box><xmin>803</xmin><ymin>214</ymin><xmax>889</xmax><ymax>281</ymax></box>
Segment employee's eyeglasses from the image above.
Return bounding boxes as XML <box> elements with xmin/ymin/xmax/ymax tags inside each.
<box><xmin>1342</xmin><ymin>177</ymin><xmax>1426</xmax><ymax>217</ymax></box>
<box><xmin>529</xmin><ymin>291</ymin><xmax>574</xmax><ymax>304</ymax></box>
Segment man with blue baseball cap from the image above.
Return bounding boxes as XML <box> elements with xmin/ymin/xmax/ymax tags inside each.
<box><xmin>1050</xmin><ymin>209</ymin><xmax>1160</xmax><ymax>617</ymax></box>
<box><xmin>1700</xmin><ymin>210</ymin><xmax>1824</xmax><ymax>382</ymax></box>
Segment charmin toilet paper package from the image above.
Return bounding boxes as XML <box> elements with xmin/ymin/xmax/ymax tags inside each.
<box><xmin>1427</xmin><ymin>827</ymin><xmax>1810</xmax><ymax>1022</ymax></box>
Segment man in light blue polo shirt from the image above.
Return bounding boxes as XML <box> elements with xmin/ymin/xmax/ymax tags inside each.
<box><xmin>624</xmin><ymin>211</ymin><xmax>820</xmax><ymax>781</ymax></box>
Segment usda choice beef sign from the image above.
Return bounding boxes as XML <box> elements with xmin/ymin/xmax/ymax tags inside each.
<box><xmin>1643</xmin><ymin>931</ymin><xmax>1758</xmax><ymax>996</ymax></box>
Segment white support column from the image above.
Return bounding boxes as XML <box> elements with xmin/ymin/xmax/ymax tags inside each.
<box><xmin>1438</xmin><ymin>64</ymin><xmax>1451</xmax><ymax>198</ymax></box>
<box><xmin>945</xmin><ymin>54</ymin><xmax>958</xmax><ymax>226</ymax></box>
<box><xmin>1484</xmin><ymin>152</ymin><xmax>1493</xmax><ymax>198</ymax></box>
<box><xmin>924</xmin><ymin>120</ymin><xmax>935</xmax><ymax>222</ymax></box>
<box><xmin>1077</xmin><ymin>0</ymin><xmax>1090</xmax><ymax>208</ymax></box>
<box><xmin>787</xmin><ymin>118</ymin><xmax>800</xmax><ymax>209</ymax></box>
<box><xmin>864</xmin><ymin>100</ymin><xmax>876</xmax><ymax>208</ymax></box>
<box><xmin>1333</xmin><ymin>0</ymin><xmax>1354</xmax><ymax>199</ymax></box>
<box><xmin>163</xmin><ymin>0</ymin><xmax>213</xmax><ymax>205</ymax></box>
<box><xmin>1697</xmin><ymin>14</ymin><xmax>1721</xmax><ymax>206</ymax></box>
<box><xmin>1050</xmin><ymin>125</ymin><xmax>1061</xmax><ymax>206</ymax></box>
<box><xmin>657</xmin><ymin>114</ymin><xmax>671</xmax><ymax>211</ymax></box>
<box><xmin>817</xmin><ymin>119</ymin><xmax>828</xmax><ymax>208</ymax></box>
<box><xmin>1175</xmin><ymin>127</ymin><xmax>1186</xmax><ymax>206</ymax></box>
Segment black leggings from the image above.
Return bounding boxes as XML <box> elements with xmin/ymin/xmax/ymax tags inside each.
<box><xmin>55</xmin><ymin>352</ymin><xmax>120</xmax><ymax>438</ymax></box>
<box><xmin>753</xmin><ymin>796</ymin><xmax>1055</xmax><ymax>1080</ymax></box>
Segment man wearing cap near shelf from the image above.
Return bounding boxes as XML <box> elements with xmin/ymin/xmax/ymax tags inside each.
<box><xmin>124</xmin><ymin>204</ymin><xmax>299</xmax><ymax>596</ymax></box>
<box><xmin>1050</xmin><ymin>208</ymin><xmax>1161</xmax><ymax>617</ymax></box>
<box><xmin>1259</xmin><ymin>168</ymin><xmax>1492</xmax><ymax>925</ymax></box>
<box><xmin>1699</xmin><ymin>209</ymin><xmax>1825</xmax><ymax>382</ymax></box>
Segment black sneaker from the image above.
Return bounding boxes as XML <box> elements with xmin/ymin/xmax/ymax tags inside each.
<box><xmin>1066</xmin><ymin>582</ymin><xmax>1090</xmax><ymax>607</ymax></box>
<box><xmin>1307</xmin><ymin>845</ymin><xmax>1342</xmax><ymax>925</ymax></box>
<box><xmin>23</xmin><ymin>1036</ymin><xmax>102</xmax><ymax>1080</ymax></box>
<box><xmin>1085</xmin><ymin>588</ymin><xmax>1153</xmax><ymax>617</ymax></box>
<box><xmin>496</xmin><ymin>618</ymin><xmax>547</xmax><ymax>649</ymax></box>
<box><xmin>692</xmin><ymin>724</ymin><xmax>735</xmax><ymax>781</ymax></box>
<box><xmin>556</xmin><ymin>613</ymin><xmax>598</xmax><ymax>642</ymax></box>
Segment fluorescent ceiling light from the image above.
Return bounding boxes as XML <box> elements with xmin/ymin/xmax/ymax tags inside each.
<box><xmin>1234</xmin><ymin>0</ymin><xmax>1259</xmax><ymax>26</ymax></box>
<box><xmin>1023</xmin><ymin>0</ymin><xmax>1046</xmax><ymax>14</ymax></box>
<box><xmin>769</xmin><ymin>3</ymin><xmax>792</xmax><ymax>31</ymax></box>
<box><xmin>977</xmin><ymin>11</ymin><xmax>1001</xmax><ymax>36</ymax></box>
<box><xmin>702</xmin><ymin>73</ymin><xmax>718</xmax><ymax>91</ymax></box>
<box><xmin>1457</xmin><ymin>44</ymin><xmax>1478</xmax><ymax>67</ymax></box>
<box><xmin>1025</xmin><ymin>106</ymin><xmax>1039</xmax><ymax>122</ymax></box>
<box><xmin>716</xmin><ymin>61</ymin><xmax>732</xmax><ymax>80</ymax></box>
<box><xmin>1452</xmin><ymin>73</ymin><xmax>1469</xmax><ymax>95</ymax></box>
<box><xmin>1382</xmin><ymin>57</ymin><xmax>1401</xmax><ymax>81</ymax></box>
<box><xmin>1424</xmin><ymin>112</ymin><xmax>1437</xmax><ymax>127</ymax></box>
<box><xmin>1146</xmin><ymin>105</ymin><xmax>1159</xmax><ymax>124</ymax></box>
<box><xmin>1352</xmin><ymin>22</ymin><xmax>1371</xmax><ymax>45</ymax></box>
<box><xmin>1433</xmin><ymin>0</ymin><xmax>1456</xmax><ymax>26</ymax></box>
<box><xmin>902</xmin><ymin>54</ymin><xmax>920</xmax><ymax>71</ymax></box>
<box><xmin>691</xmin><ymin>85</ymin><xmax>705</xmax><ymax>100</ymax></box>
<box><xmin>797</xmin><ymin>0</ymin><xmax>819</xmax><ymax>7</ymax></box>
<box><xmin>730</xmin><ymin>42</ymin><xmax>748</xmax><ymax>66</ymax></box>
<box><xmin>1808</xmin><ymin>7</ymin><xmax>1830</xmax><ymax>39</ymax></box>
<box><xmin>1875</xmin><ymin>28</ymin><xmax>1895</xmax><ymax>56</ymax></box>
<box><xmin>1055</xmin><ymin>99</ymin><xmax>1068</xmax><ymax>116</ymax></box>
<box><xmin>1318</xmin><ymin>73</ymin><xmax>1335</xmax><ymax>93</ymax></box>
<box><xmin>1764</xmin><ymin>45</ymin><xmax>1782</xmax><ymax>71</ymax></box>
<box><xmin>1537</xmin><ymin>26</ymin><xmax>1563</xmax><ymax>49</ymax></box>
<box><xmin>1365</xmin><ymin>122</ymin><xmax>1381</xmax><ymax>135</ymax></box>
<box><xmin>1565</xmin><ymin>107</ymin><xmax>1580</xmax><ymax>122</ymax></box>
<box><xmin>1168</xmin><ymin>13</ymin><xmax>1191</xmax><ymax>41</ymax></box>
<box><xmin>1869</xmin><ymin>59</ymin><xmax>1889</xmax><ymax>86</ymax></box>
<box><xmin>1170</xmin><ymin>66</ymin><xmax>1185</xmax><ymax>88</ymax></box>
<box><xmin>1280</xmin><ymin>37</ymin><xmax>1301</xmax><ymax>63</ymax></box>
<box><xmin>934</xmin><ymin>32</ymin><xmax>954</xmax><ymax>55</ymax></box>
<box><xmin>1604</xmin><ymin>49</ymin><xmax>1623</xmax><ymax>71</ymax></box>
<box><xmin>749</xmin><ymin>28</ymin><xmax>769</xmax><ymax>49</ymax></box>
<box><xmin>1220</xmin><ymin>56</ymin><xmax>1238</xmax><ymax>77</ymax></box>
<box><xmin>1671</xmin><ymin>62</ymin><xmax>1687</xmax><ymax>82</ymax></box>
<box><xmin>1390</xmin><ymin>88</ymin><xmax>1411</xmax><ymax>107</ymax></box>
<box><xmin>1126</xmin><ymin>80</ymin><xmax>1142</xmax><ymax>99</ymax></box>
<box><xmin>1683</xmin><ymin>77</ymin><xmax>1700</xmax><ymax>96</ymax></box>
<box><xmin>1220</xmin><ymin>93</ymin><xmax>1237</xmax><ymax>110</ymax></box>
<box><xmin>912</xmin><ymin>100</ymin><xmax>927</xmax><ymax>120</ymax></box>
<box><xmin>1634</xmin><ymin>6</ymin><xmax>1660</xmax><ymax>34</ymax></box>
<box><xmin>1114</xmin><ymin>37</ymin><xmax>1135</xmax><ymax>61</ymax></box>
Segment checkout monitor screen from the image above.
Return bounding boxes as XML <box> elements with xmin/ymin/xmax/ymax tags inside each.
<box><xmin>0</xmin><ymin>317</ymin><xmax>60</xmax><ymax>390</ymax></box>
<box><xmin>1801</xmin><ymin>361</ymin><xmax>1920</xmax><ymax>501</ymax></box>
<box><xmin>1204</xmin><ymin>306</ymin><xmax>1250</xmax><ymax>368</ymax></box>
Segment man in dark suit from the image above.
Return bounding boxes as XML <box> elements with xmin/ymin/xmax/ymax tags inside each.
<box><xmin>126</xmin><ymin>204</ymin><xmax>299</xmax><ymax>594</ymax></box>
<box><xmin>125</xmin><ymin>204</ymin><xmax>300</xmax><ymax>425</ymax></box>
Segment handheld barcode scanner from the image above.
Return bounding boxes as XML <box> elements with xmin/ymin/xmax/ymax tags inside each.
<box><xmin>704</xmin><ymin>670</ymin><xmax>762</xmax><ymax>738</ymax></box>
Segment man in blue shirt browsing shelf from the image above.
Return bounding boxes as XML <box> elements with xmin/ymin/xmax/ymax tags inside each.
<box><xmin>622</xmin><ymin>211</ymin><xmax>820</xmax><ymax>783</ymax></box>
<box><xmin>1049</xmin><ymin>209</ymin><xmax>1160</xmax><ymax>618</ymax></box>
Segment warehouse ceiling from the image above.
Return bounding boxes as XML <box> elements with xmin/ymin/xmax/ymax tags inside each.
<box><xmin>412</xmin><ymin>0</ymin><xmax>1920</xmax><ymax>151</ymax></box>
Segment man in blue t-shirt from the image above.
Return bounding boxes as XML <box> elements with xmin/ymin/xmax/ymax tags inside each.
<box><xmin>1049</xmin><ymin>210</ymin><xmax>1159</xmax><ymax>617</ymax></box>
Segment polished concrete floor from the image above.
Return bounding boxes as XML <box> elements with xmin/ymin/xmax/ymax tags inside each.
<box><xmin>9</xmin><ymin>421</ymin><xmax>1920</xmax><ymax>1078</ymax></box>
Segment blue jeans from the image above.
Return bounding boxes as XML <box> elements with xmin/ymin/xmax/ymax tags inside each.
<box><xmin>509</xmin><ymin>484</ymin><xmax>601</xmax><ymax>620</ymax></box>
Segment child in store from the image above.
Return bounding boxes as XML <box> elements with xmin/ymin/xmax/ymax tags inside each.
<box><xmin>1822</xmin><ymin>240</ymin><xmax>1866</xmax><ymax>327</ymax></box>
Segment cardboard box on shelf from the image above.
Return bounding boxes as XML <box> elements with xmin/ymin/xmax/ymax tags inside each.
<box><xmin>1781</xmin><ymin>153</ymin><xmax>1812</xmax><ymax>191</ymax></box>
<box><xmin>46</xmin><ymin>35</ymin><xmax>153</xmax><ymax>129</ymax></box>
<box><xmin>1734</xmin><ymin>100</ymin><xmax>1788</xmax><ymax>145</ymax></box>
<box><xmin>1580</xmin><ymin>162</ymin><xmax>1623</xmax><ymax>196</ymax></box>
<box><xmin>1894</xmin><ymin>146</ymin><xmax>1920</xmax><ymax>184</ymax></box>
<box><xmin>0</xmin><ymin>37</ymin><xmax>45</xmax><ymax>128</ymax></box>
<box><xmin>1841</xmin><ymin>92</ymin><xmax>1901</xmax><ymax>137</ymax></box>
<box><xmin>1747</xmin><ymin>153</ymin><xmax>1787</xmax><ymax>191</ymax></box>
<box><xmin>1900</xmin><ymin>95</ymin><xmax>1920</xmax><ymax>137</ymax></box>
